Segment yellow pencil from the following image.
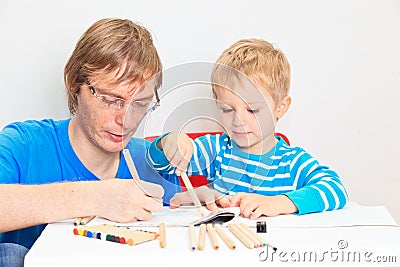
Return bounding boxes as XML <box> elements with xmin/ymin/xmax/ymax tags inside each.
<box><xmin>214</xmin><ymin>224</ymin><xmax>236</xmax><ymax>250</ymax></box>
<box><xmin>159</xmin><ymin>222</ymin><xmax>166</xmax><ymax>248</ymax></box>
<box><xmin>197</xmin><ymin>224</ymin><xmax>207</xmax><ymax>250</ymax></box>
<box><xmin>180</xmin><ymin>172</ymin><xmax>205</xmax><ymax>217</ymax></box>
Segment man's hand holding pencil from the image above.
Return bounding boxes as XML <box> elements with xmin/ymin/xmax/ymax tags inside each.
<box><xmin>74</xmin><ymin>149</ymin><xmax>164</xmax><ymax>225</ymax></box>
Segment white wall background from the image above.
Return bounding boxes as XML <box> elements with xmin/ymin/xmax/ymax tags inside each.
<box><xmin>1</xmin><ymin>0</ymin><xmax>399</xmax><ymax>222</ymax></box>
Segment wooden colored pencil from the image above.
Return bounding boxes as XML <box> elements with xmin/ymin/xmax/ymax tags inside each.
<box><xmin>239</xmin><ymin>223</ymin><xmax>277</xmax><ymax>251</ymax></box>
<box><xmin>180</xmin><ymin>172</ymin><xmax>205</xmax><ymax>217</ymax></box>
<box><xmin>197</xmin><ymin>224</ymin><xmax>207</xmax><ymax>250</ymax></box>
<box><xmin>206</xmin><ymin>224</ymin><xmax>219</xmax><ymax>250</ymax></box>
<box><xmin>159</xmin><ymin>222</ymin><xmax>166</xmax><ymax>248</ymax></box>
<box><xmin>214</xmin><ymin>224</ymin><xmax>236</xmax><ymax>250</ymax></box>
<box><xmin>236</xmin><ymin>223</ymin><xmax>261</xmax><ymax>247</ymax></box>
<box><xmin>189</xmin><ymin>224</ymin><xmax>197</xmax><ymax>251</ymax></box>
<box><xmin>228</xmin><ymin>224</ymin><xmax>254</xmax><ymax>249</ymax></box>
<box><xmin>74</xmin><ymin>217</ymin><xmax>82</xmax><ymax>226</ymax></box>
<box><xmin>122</xmin><ymin>149</ymin><xmax>140</xmax><ymax>181</ymax></box>
<box><xmin>79</xmin><ymin>216</ymin><xmax>95</xmax><ymax>225</ymax></box>
<box><xmin>74</xmin><ymin>216</ymin><xmax>94</xmax><ymax>226</ymax></box>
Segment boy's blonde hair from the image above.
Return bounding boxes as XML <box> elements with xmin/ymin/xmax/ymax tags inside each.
<box><xmin>64</xmin><ymin>18</ymin><xmax>162</xmax><ymax>115</ymax></box>
<box><xmin>211</xmin><ymin>38</ymin><xmax>290</xmax><ymax>104</ymax></box>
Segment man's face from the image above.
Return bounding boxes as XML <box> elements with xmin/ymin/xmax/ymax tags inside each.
<box><xmin>74</xmin><ymin>71</ymin><xmax>157</xmax><ymax>154</ymax></box>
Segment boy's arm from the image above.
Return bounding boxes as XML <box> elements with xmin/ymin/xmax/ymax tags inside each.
<box><xmin>146</xmin><ymin>133</ymin><xmax>174</xmax><ymax>172</ymax></box>
<box><xmin>147</xmin><ymin>133</ymin><xmax>218</xmax><ymax>178</ymax></box>
<box><xmin>284</xmin><ymin>151</ymin><xmax>348</xmax><ymax>215</ymax></box>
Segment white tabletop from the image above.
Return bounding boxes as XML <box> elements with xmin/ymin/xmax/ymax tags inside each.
<box><xmin>25</xmin><ymin>204</ymin><xmax>400</xmax><ymax>267</ymax></box>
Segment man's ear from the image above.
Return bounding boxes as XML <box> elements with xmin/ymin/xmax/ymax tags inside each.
<box><xmin>276</xmin><ymin>96</ymin><xmax>292</xmax><ymax>119</ymax></box>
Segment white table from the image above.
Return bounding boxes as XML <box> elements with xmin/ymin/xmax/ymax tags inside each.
<box><xmin>25</xmin><ymin>204</ymin><xmax>400</xmax><ymax>267</ymax></box>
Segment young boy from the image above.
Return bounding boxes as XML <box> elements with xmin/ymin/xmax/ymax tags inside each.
<box><xmin>147</xmin><ymin>39</ymin><xmax>348</xmax><ymax>219</ymax></box>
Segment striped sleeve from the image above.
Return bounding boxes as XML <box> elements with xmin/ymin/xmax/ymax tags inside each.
<box><xmin>187</xmin><ymin>134</ymin><xmax>219</xmax><ymax>178</ymax></box>
<box><xmin>284</xmin><ymin>150</ymin><xmax>348</xmax><ymax>215</ymax></box>
<box><xmin>146</xmin><ymin>133</ymin><xmax>220</xmax><ymax>179</ymax></box>
<box><xmin>146</xmin><ymin>134</ymin><xmax>176</xmax><ymax>174</ymax></box>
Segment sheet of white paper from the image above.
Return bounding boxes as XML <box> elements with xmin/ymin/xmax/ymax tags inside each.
<box><xmin>89</xmin><ymin>202</ymin><xmax>398</xmax><ymax>228</ymax></box>
<box><xmin>93</xmin><ymin>207</ymin><xmax>240</xmax><ymax>227</ymax></box>
<box><xmin>231</xmin><ymin>202</ymin><xmax>399</xmax><ymax>228</ymax></box>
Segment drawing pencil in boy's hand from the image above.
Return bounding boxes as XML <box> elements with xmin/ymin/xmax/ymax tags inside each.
<box><xmin>180</xmin><ymin>172</ymin><xmax>206</xmax><ymax>217</ymax></box>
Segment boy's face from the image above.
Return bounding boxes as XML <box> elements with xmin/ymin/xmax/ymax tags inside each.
<box><xmin>214</xmin><ymin>77</ymin><xmax>278</xmax><ymax>154</ymax></box>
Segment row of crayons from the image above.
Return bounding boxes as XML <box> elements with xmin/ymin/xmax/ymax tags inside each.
<box><xmin>73</xmin><ymin>224</ymin><xmax>160</xmax><ymax>246</ymax></box>
<box><xmin>189</xmin><ymin>223</ymin><xmax>277</xmax><ymax>251</ymax></box>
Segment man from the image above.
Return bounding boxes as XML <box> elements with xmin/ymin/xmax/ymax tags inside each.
<box><xmin>0</xmin><ymin>18</ymin><xmax>179</xmax><ymax>266</ymax></box>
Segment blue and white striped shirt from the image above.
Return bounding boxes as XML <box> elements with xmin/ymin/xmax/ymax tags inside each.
<box><xmin>148</xmin><ymin>133</ymin><xmax>348</xmax><ymax>214</ymax></box>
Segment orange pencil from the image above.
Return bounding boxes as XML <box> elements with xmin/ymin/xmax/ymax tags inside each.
<box><xmin>215</xmin><ymin>224</ymin><xmax>236</xmax><ymax>250</ymax></box>
<box><xmin>206</xmin><ymin>224</ymin><xmax>219</xmax><ymax>250</ymax></box>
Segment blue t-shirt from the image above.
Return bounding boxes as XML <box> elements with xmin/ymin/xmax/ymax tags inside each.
<box><xmin>0</xmin><ymin>119</ymin><xmax>181</xmax><ymax>249</ymax></box>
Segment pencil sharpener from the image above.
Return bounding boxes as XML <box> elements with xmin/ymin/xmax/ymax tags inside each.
<box><xmin>256</xmin><ymin>221</ymin><xmax>267</xmax><ymax>233</ymax></box>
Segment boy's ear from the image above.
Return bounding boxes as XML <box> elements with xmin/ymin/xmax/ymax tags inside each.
<box><xmin>276</xmin><ymin>96</ymin><xmax>292</xmax><ymax>119</ymax></box>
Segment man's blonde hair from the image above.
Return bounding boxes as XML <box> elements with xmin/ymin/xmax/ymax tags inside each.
<box><xmin>211</xmin><ymin>38</ymin><xmax>290</xmax><ymax>104</ymax></box>
<box><xmin>64</xmin><ymin>18</ymin><xmax>162</xmax><ymax>114</ymax></box>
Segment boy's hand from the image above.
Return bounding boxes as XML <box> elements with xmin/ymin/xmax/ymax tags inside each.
<box><xmin>230</xmin><ymin>193</ymin><xmax>298</xmax><ymax>219</ymax></box>
<box><xmin>169</xmin><ymin>186</ymin><xmax>231</xmax><ymax>211</ymax></box>
<box><xmin>157</xmin><ymin>132</ymin><xmax>194</xmax><ymax>174</ymax></box>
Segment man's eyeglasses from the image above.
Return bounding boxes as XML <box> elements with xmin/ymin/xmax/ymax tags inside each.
<box><xmin>85</xmin><ymin>80</ymin><xmax>160</xmax><ymax>114</ymax></box>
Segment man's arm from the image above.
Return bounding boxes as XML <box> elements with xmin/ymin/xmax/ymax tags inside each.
<box><xmin>0</xmin><ymin>179</ymin><xmax>164</xmax><ymax>232</ymax></box>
